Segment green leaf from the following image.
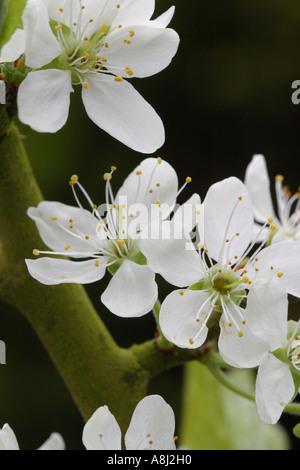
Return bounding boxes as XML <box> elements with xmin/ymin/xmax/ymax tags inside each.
<box><xmin>0</xmin><ymin>0</ymin><xmax>27</xmax><ymax>50</ymax></box>
<box><xmin>180</xmin><ymin>362</ymin><xmax>290</xmax><ymax>450</ymax></box>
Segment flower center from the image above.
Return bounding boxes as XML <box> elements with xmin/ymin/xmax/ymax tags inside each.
<box><xmin>288</xmin><ymin>335</ymin><xmax>300</xmax><ymax>371</ymax></box>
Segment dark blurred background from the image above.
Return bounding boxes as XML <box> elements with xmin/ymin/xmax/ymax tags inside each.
<box><xmin>1</xmin><ymin>0</ymin><xmax>300</xmax><ymax>449</ymax></box>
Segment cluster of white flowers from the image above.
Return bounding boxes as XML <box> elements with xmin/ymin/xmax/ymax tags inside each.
<box><xmin>25</xmin><ymin>153</ymin><xmax>300</xmax><ymax>430</ymax></box>
<box><xmin>0</xmin><ymin>0</ymin><xmax>179</xmax><ymax>153</ymax></box>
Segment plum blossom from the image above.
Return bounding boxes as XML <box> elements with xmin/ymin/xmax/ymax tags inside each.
<box><xmin>0</xmin><ymin>423</ymin><xmax>65</xmax><ymax>450</ymax></box>
<box><xmin>227</xmin><ymin>278</ymin><xmax>300</xmax><ymax>424</ymax></box>
<box><xmin>141</xmin><ymin>177</ymin><xmax>300</xmax><ymax>361</ymax></box>
<box><xmin>26</xmin><ymin>157</ymin><xmax>198</xmax><ymax>318</ymax></box>
<box><xmin>14</xmin><ymin>0</ymin><xmax>180</xmax><ymax>153</ymax></box>
<box><xmin>82</xmin><ymin>395</ymin><xmax>177</xmax><ymax>450</ymax></box>
<box><xmin>245</xmin><ymin>154</ymin><xmax>300</xmax><ymax>243</ymax></box>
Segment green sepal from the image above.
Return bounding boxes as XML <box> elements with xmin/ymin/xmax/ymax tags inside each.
<box><xmin>1</xmin><ymin>63</ymin><xmax>25</xmax><ymax>85</ymax></box>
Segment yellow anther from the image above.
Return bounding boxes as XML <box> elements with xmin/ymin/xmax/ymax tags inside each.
<box><xmin>156</xmin><ymin>183</ymin><xmax>160</xmax><ymax>187</ymax></box>
<box><xmin>33</xmin><ymin>249</ymin><xmax>40</xmax><ymax>256</ymax></box>
<box><xmin>241</xmin><ymin>276</ymin><xmax>250</xmax><ymax>284</ymax></box>
<box><xmin>157</xmin><ymin>157</ymin><xmax>162</xmax><ymax>164</ymax></box>
<box><xmin>174</xmin><ymin>436</ymin><xmax>178</xmax><ymax>441</ymax></box>
<box><xmin>238</xmin><ymin>196</ymin><xmax>243</xmax><ymax>200</ymax></box>
<box><xmin>103</xmin><ymin>172</ymin><xmax>111</xmax><ymax>181</ymax></box>
<box><xmin>236</xmin><ymin>232</ymin><xmax>240</xmax><ymax>236</ymax></box>
<box><xmin>69</xmin><ymin>219</ymin><xmax>73</xmax><ymax>223</ymax></box>
<box><xmin>55</xmin><ymin>24</ymin><xmax>62</xmax><ymax>30</ymax></box>
<box><xmin>189</xmin><ymin>338</ymin><xmax>194</xmax><ymax>345</ymax></box>
<box><xmin>95</xmin><ymin>259</ymin><xmax>100</xmax><ymax>267</ymax></box>
<box><xmin>101</xmin><ymin>23</ymin><xmax>108</xmax><ymax>31</ymax></box>
<box><xmin>114</xmin><ymin>76</ymin><xmax>123</xmax><ymax>82</ymax></box>
<box><xmin>155</xmin><ymin>200</ymin><xmax>161</xmax><ymax>205</ymax></box>
<box><xmin>85</xmin><ymin>52</ymin><xmax>91</xmax><ymax>60</ymax></box>
<box><xmin>85</xmin><ymin>235</ymin><xmax>89</xmax><ymax>240</ymax></box>
<box><xmin>105</xmin><ymin>42</ymin><xmax>108</xmax><ymax>48</ymax></box>
<box><xmin>102</xmin><ymin>57</ymin><xmax>107</xmax><ymax>62</ymax></box>
<box><xmin>277</xmin><ymin>271</ymin><xmax>284</xmax><ymax>278</ymax></box>
<box><xmin>111</xmin><ymin>166</ymin><xmax>117</xmax><ymax>171</ymax></box>
<box><xmin>69</xmin><ymin>174</ymin><xmax>79</xmax><ymax>185</ymax></box>
<box><xmin>228</xmin><ymin>322</ymin><xmax>232</xmax><ymax>327</ymax></box>
<box><xmin>82</xmin><ymin>81</ymin><xmax>89</xmax><ymax>89</ymax></box>
<box><xmin>268</xmin><ymin>217</ymin><xmax>273</xmax><ymax>223</ymax></box>
<box><xmin>269</xmin><ymin>224</ymin><xmax>277</xmax><ymax>230</ymax></box>
<box><xmin>149</xmin><ymin>189</ymin><xmax>153</xmax><ymax>193</ymax></box>
<box><xmin>196</xmin><ymin>318</ymin><xmax>200</xmax><ymax>322</ymax></box>
<box><xmin>275</xmin><ymin>174</ymin><xmax>284</xmax><ymax>182</ymax></box>
<box><xmin>242</xmin><ymin>320</ymin><xmax>246</xmax><ymax>325</ymax></box>
<box><xmin>197</xmin><ymin>242</ymin><xmax>204</xmax><ymax>249</ymax></box>
<box><xmin>116</xmin><ymin>3</ymin><xmax>120</xmax><ymax>7</ymax></box>
<box><xmin>129</xmin><ymin>29</ymin><xmax>135</xmax><ymax>37</ymax></box>
<box><xmin>238</xmin><ymin>331</ymin><xmax>244</xmax><ymax>338</ymax></box>
<box><xmin>50</xmin><ymin>216</ymin><xmax>58</xmax><ymax>220</ymax></box>
<box><xmin>117</xmin><ymin>239</ymin><xmax>125</xmax><ymax>246</ymax></box>
<box><xmin>179</xmin><ymin>290</ymin><xmax>184</xmax><ymax>295</ymax></box>
<box><xmin>89</xmin><ymin>19</ymin><xmax>94</xmax><ymax>23</ymax></box>
<box><xmin>124</xmin><ymin>38</ymin><xmax>131</xmax><ymax>44</ymax></box>
<box><xmin>186</xmin><ymin>177</ymin><xmax>192</xmax><ymax>183</ymax></box>
<box><xmin>69</xmin><ymin>225</ymin><xmax>73</xmax><ymax>229</ymax></box>
<box><xmin>59</xmin><ymin>7</ymin><xmax>63</xmax><ymax>12</ymax></box>
<box><xmin>84</xmin><ymin>36</ymin><xmax>88</xmax><ymax>41</ymax></box>
<box><xmin>99</xmin><ymin>433</ymin><xmax>103</xmax><ymax>438</ymax></box>
<box><xmin>118</xmin><ymin>24</ymin><xmax>122</xmax><ymax>28</ymax></box>
<box><xmin>195</xmin><ymin>210</ymin><xmax>200</xmax><ymax>214</ymax></box>
<box><xmin>136</xmin><ymin>170</ymin><xmax>142</xmax><ymax>175</ymax></box>
<box><xmin>65</xmin><ymin>244</ymin><xmax>71</xmax><ymax>251</ymax></box>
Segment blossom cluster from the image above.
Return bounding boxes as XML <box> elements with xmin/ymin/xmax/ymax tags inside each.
<box><xmin>25</xmin><ymin>153</ymin><xmax>300</xmax><ymax>430</ymax></box>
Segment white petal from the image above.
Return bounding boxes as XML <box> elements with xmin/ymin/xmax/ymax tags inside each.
<box><xmin>18</xmin><ymin>70</ymin><xmax>73</xmax><ymax>133</ymax></box>
<box><xmin>0</xmin><ymin>29</ymin><xmax>25</xmax><ymax>62</ymax></box>
<box><xmin>101</xmin><ymin>260</ymin><xmax>157</xmax><ymax>317</ymax></box>
<box><xmin>0</xmin><ymin>81</ymin><xmax>5</xmax><ymax>104</ymax></box>
<box><xmin>0</xmin><ymin>424</ymin><xmax>20</xmax><ymax>450</ymax></box>
<box><xmin>255</xmin><ymin>353</ymin><xmax>295</xmax><ymax>424</ymax></box>
<box><xmin>172</xmin><ymin>193</ymin><xmax>201</xmax><ymax>235</ymax></box>
<box><xmin>38</xmin><ymin>433</ymin><xmax>65</xmax><ymax>450</ymax></box>
<box><xmin>125</xmin><ymin>395</ymin><xmax>176</xmax><ymax>450</ymax></box>
<box><xmin>244</xmin><ymin>278</ymin><xmax>288</xmax><ymax>350</ymax></box>
<box><xmin>159</xmin><ymin>289</ymin><xmax>211</xmax><ymax>349</ymax></box>
<box><xmin>105</xmin><ymin>25</ymin><xmax>179</xmax><ymax>78</ymax></box>
<box><xmin>111</xmin><ymin>0</ymin><xmax>155</xmax><ymax>27</ymax></box>
<box><xmin>218</xmin><ymin>307</ymin><xmax>268</xmax><ymax>368</ymax></box>
<box><xmin>27</xmin><ymin>201</ymin><xmax>100</xmax><ymax>255</ymax></box>
<box><xmin>82</xmin><ymin>405</ymin><xmax>122</xmax><ymax>450</ymax></box>
<box><xmin>116</xmin><ymin>157</ymin><xmax>178</xmax><ymax>214</ymax></box>
<box><xmin>203</xmin><ymin>177</ymin><xmax>254</xmax><ymax>265</ymax></box>
<box><xmin>152</xmin><ymin>6</ymin><xmax>176</xmax><ymax>28</ymax></box>
<box><xmin>139</xmin><ymin>221</ymin><xmax>204</xmax><ymax>287</ymax></box>
<box><xmin>23</xmin><ymin>0</ymin><xmax>62</xmax><ymax>69</ymax></box>
<box><xmin>248</xmin><ymin>241</ymin><xmax>300</xmax><ymax>297</ymax></box>
<box><xmin>25</xmin><ymin>257</ymin><xmax>106</xmax><ymax>285</ymax></box>
<box><xmin>81</xmin><ymin>74</ymin><xmax>164</xmax><ymax>153</ymax></box>
<box><xmin>244</xmin><ymin>154</ymin><xmax>276</xmax><ymax>224</ymax></box>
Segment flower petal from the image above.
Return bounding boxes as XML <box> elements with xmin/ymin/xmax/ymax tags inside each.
<box><xmin>18</xmin><ymin>70</ymin><xmax>73</xmax><ymax>133</ymax></box>
<box><xmin>105</xmin><ymin>24</ymin><xmax>179</xmax><ymax>78</ymax></box>
<box><xmin>244</xmin><ymin>154</ymin><xmax>277</xmax><ymax>224</ymax></box>
<box><xmin>159</xmin><ymin>289</ymin><xmax>211</xmax><ymax>349</ymax></box>
<box><xmin>25</xmin><ymin>257</ymin><xmax>106</xmax><ymax>285</ymax></box>
<box><xmin>203</xmin><ymin>177</ymin><xmax>254</xmax><ymax>265</ymax></box>
<box><xmin>139</xmin><ymin>221</ymin><xmax>203</xmax><ymax>287</ymax></box>
<box><xmin>219</xmin><ymin>306</ymin><xmax>268</xmax><ymax>368</ymax></box>
<box><xmin>0</xmin><ymin>29</ymin><xmax>25</xmax><ymax>62</ymax></box>
<box><xmin>101</xmin><ymin>259</ymin><xmax>157</xmax><ymax>317</ymax></box>
<box><xmin>125</xmin><ymin>395</ymin><xmax>176</xmax><ymax>450</ymax></box>
<box><xmin>81</xmin><ymin>74</ymin><xmax>164</xmax><ymax>153</ymax></box>
<box><xmin>27</xmin><ymin>201</ymin><xmax>100</xmax><ymax>255</ymax></box>
<box><xmin>111</xmin><ymin>0</ymin><xmax>155</xmax><ymax>27</ymax></box>
<box><xmin>38</xmin><ymin>433</ymin><xmax>65</xmax><ymax>450</ymax></box>
<box><xmin>22</xmin><ymin>0</ymin><xmax>62</xmax><ymax>69</ymax></box>
<box><xmin>0</xmin><ymin>424</ymin><xmax>20</xmax><ymax>450</ymax></box>
<box><xmin>116</xmin><ymin>157</ymin><xmax>178</xmax><ymax>214</ymax></box>
<box><xmin>255</xmin><ymin>352</ymin><xmax>295</xmax><ymax>424</ymax></box>
<box><xmin>152</xmin><ymin>6</ymin><xmax>176</xmax><ymax>28</ymax></box>
<box><xmin>82</xmin><ymin>405</ymin><xmax>122</xmax><ymax>450</ymax></box>
<box><xmin>248</xmin><ymin>241</ymin><xmax>300</xmax><ymax>297</ymax></box>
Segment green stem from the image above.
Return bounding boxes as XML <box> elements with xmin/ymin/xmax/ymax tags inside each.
<box><xmin>207</xmin><ymin>363</ymin><xmax>300</xmax><ymax>417</ymax></box>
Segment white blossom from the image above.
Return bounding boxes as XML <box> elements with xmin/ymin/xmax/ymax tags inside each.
<box><xmin>0</xmin><ymin>424</ymin><xmax>65</xmax><ymax>450</ymax></box>
<box><xmin>82</xmin><ymin>395</ymin><xmax>177</xmax><ymax>450</ymax></box>
<box><xmin>16</xmin><ymin>0</ymin><xmax>179</xmax><ymax>153</ymax></box>
<box><xmin>25</xmin><ymin>157</ymin><xmax>197</xmax><ymax>318</ymax></box>
<box><xmin>143</xmin><ymin>177</ymin><xmax>300</xmax><ymax>361</ymax></box>
<box><xmin>245</xmin><ymin>154</ymin><xmax>300</xmax><ymax>243</ymax></box>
